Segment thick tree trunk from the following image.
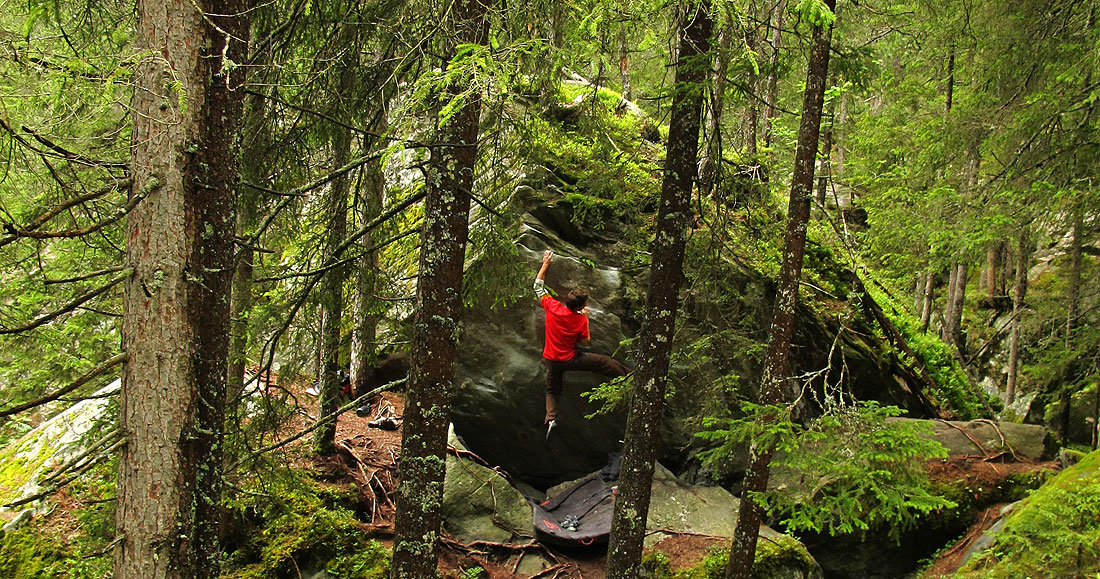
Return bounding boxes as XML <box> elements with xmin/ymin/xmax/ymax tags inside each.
<box><xmin>762</xmin><ymin>3</ymin><xmax>785</xmax><ymax>148</ymax></box>
<box><xmin>604</xmin><ymin>3</ymin><xmax>711</xmax><ymax>576</ymax></box>
<box><xmin>1006</xmin><ymin>227</ymin><xmax>1030</xmax><ymax>404</ymax></box>
<box><xmin>390</xmin><ymin>1</ymin><xmax>488</xmax><ymax>576</ymax></box>
<box><xmin>116</xmin><ymin>1</ymin><xmax>244</xmax><ymax>578</ymax></box>
<box><xmin>727</xmin><ymin>2</ymin><xmax>835</xmax><ymax>577</ymax></box>
<box><xmin>313</xmin><ymin>125</ymin><xmax>351</xmax><ymax>454</ymax></box>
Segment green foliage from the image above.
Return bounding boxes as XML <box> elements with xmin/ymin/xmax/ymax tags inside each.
<box><xmin>870</xmin><ymin>284</ymin><xmax>992</xmax><ymax>420</ymax></box>
<box><xmin>224</xmin><ymin>467</ymin><xmax>389</xmax><ymax>579</ymax></box>
<box><xmin>698</xmin><ymin>401</ymin><xmax>953</xmax><ymax>540</ymax></box>
<box><xmin>958</xmin><ymin>450</ymin><xmax>1100</xmax><ymax>578</ymax></box>
<box><xmin>640</xmin><ymin>535</ymin><xmax>816</xmax><ymax>578</ymax></box>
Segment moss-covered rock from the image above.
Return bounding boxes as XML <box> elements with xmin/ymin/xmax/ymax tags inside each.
<box><xmin>955</xmin><ymin>449</ymin><xmax>1100</xmax><ymax>577</ymax></box>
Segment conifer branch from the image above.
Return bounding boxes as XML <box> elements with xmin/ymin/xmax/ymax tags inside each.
<box><xmin>0</xmin><ymin>352</ymin><xmax>127</xmax><ymax>418</ymax></box>
<box><xmin>0</xmin><ymin>269</ymin><xmax>132</xmax><ymax>335</ymax></box>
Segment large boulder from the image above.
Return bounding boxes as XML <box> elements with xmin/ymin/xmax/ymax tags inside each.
<box><xmin>451</xmin><ymin>211</ymin><xmax>635</xmax><ymax>488</ymax></box>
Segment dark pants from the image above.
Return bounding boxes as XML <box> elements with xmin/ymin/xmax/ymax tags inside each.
<box><xmin>542</xmin><ymin>352</ymin><xmax>630</xmax><ymax>423</ymax></box>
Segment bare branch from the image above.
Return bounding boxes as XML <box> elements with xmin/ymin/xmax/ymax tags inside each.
<box><xmin>0</xmin><ymin>180</ymin><xmax>130</xmax><ymax>250</ymax></box>
<box><xmin>1</xmin><ymin>188</ymin><xmax>146</xmax><ymax>242</ymax></box>
<box><xmin>44</xmin><ymin>265</ymin><xmax>128</xmax><ymax>286</ymax></box>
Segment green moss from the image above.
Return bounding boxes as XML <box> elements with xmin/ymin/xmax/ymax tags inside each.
<box><xmin>640</xmin><ymin>535</ymin><xmax>816</xmax><ymax>579</ymax></box>
<box><xmin>224</xmin><ymin>468</ymin><xmax>390</xmax><ymax>579</ymax></box>
<box><xmin>956</xmin><ymin>449</ymin><xmax>1100</xmax><ymax>577</ymax></box>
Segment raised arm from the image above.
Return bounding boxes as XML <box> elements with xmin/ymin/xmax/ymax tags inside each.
<box><xmin>533</xmin><ymin>250</ymin><xmax>553</xmax><ymax>297</ymax></box>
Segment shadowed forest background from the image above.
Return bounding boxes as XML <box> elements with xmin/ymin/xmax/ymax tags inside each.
<box><xmin>1</xmin><ymin>0</ymin><xmax>1100</xmax><ymax>578</ymax></box>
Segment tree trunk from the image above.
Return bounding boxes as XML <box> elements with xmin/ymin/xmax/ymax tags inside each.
<box><xmin>947</xmin><ymin>262</ymin><xmax>968</xmax><ymax>349</ymax></box>
<box><xmin>605</xmin><ymin>3</ymin><xmax>711</xmax><ymax>576</ymax></box>
<box><xmin>727</xmin><ymin>2</ymin><xmax>835</xmax><ymax>577</ymax></box>
<box><xmin>1066</xmin><ymin>211</ymin><xmax>1083</xmax><ymax>348</ymax></box>
<box><xmin>313</xmin><ymin>124</ymin><xmax>351</xmax><ymax>455</ymax></box>
<box><xmin>1006</xmin><ymin>226</ymin><xmax>1030</xmax><ymax>404</ymax></box>
<box><xmin>350</xmin><ymin>139</ymin><xmax>387</xmax><ymax>398</ymax></box>
<box><xmin>815</xmin><ymin>99</ymin><xmax>834</xmax><ymax>209</ymax></box>
<box><xmin>116</xmin><ymin>1</ymin><xmax>244</xmax><ymax>577</ymax></box>
<box><xmin>920</xmin><ymin>270</ymin><xmax>934</xmax><ymax>332</ymax></box>
<box><xmin>700</xmin><ymin>20</ymin><xmax>730</xmax><ymax>195</ymax></box>
<box><xmin>761</xmin><ymin>3</ymin><xmax>786</xmax><ymax>148</ymax></box>
<box><xmin>619</xmin><ymin>20</ymin><xmax>632</xmax><ymax>102</ymax></box>
<box><xmin>943</xmin><ymin>263</ymin><xmax>958</xmax><ymax>341</ymax></box>
<box><xmin>390</xmin><ymin>0</ymin><xmax>488</xmax><ymax>576</ymax></box>
<box><xmin>984</xmin><ymin>243</ymin><xmax>1000</xmax><ymax>300</ymax></box>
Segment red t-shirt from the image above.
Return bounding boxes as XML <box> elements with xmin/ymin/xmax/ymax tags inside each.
<box><xmin>539</xmin><ymin>294</ymin><xmax>589</xmax><ymax>361</ymax></box>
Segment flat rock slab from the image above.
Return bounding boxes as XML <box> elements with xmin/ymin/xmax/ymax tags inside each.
<box><xmin>892</xmin><ymin>418</ymin><xmax>1053</xmax><ymax>461</ymax></box>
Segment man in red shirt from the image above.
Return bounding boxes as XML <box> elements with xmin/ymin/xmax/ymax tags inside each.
<box><xmin>534</xmin><ymin>250</ymin><xmax>630</xmax><ymax>436</ymax></box>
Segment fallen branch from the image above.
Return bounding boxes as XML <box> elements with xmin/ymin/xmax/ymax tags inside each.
<box><xmin>936</xmin><ymin>419</ymin><xmax>990</xmax><ymax>457</ymax></box>
<box><xmin>975</xmin><ymin>418</ymin><xmax>1021</xmax><ymax>461</ymax></box>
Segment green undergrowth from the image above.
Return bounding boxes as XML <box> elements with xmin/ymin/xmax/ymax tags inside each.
<box><xmin>954</xmin><ymin>449</ymin><xmax>1100</xmax><ymax>578</ymax></box>
<box><xmin>869</xmin><ymin>283</ymin><xmax>993</xmax><ymax>420</ymax></box>
<box><xmin>224</xmin><ymin>466</ymin><xmax>389</xmax><ymax>579</ymax></box>
<box><xmin>0</xmin><ymin>461</ymin><xmax>115</xmax><ymax>579</ymax></box>
<box><xmin>641</xmin><ymin>534</ymin><xmax>818</xmax><ymax>578</ymax></box>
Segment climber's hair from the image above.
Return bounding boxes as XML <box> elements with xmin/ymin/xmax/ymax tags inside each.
<box><xmin>564</xmin><ymin>288</ymin><xmax>588</xmax><ymax>312</ymax></box>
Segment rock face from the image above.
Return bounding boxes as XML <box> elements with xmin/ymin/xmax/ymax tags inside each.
<box><xmin>451</xmin><ymin>212</ymin><xmax>636</xmax><ymax>488</ymax></box>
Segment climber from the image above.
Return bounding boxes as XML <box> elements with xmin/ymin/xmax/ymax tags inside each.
<box><xmin>533</xmin><ymin>250</ymin><xmax>630</xmax><ymax>438</ymax></box>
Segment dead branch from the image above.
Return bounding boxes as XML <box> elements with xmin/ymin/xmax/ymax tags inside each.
<box><xmin>975</xmin><ymin>419</ymin><xmax>1021</xmax><ymax>461</ymax></box>
<box><xmin>0</xmin><ymin>352</ymin><xmax>126</xmax><ymax>418</ymax></box>
<box><xmin>21</xmin><ymin>125</ymin><xmax>128</xmax><ymax>169</ymax></box>
<box><xmin>6</xmin><ymin>437</ymin><xmax>126</xmax><ymax>508</ymax></box>
<box><xmin>936</xmin><ymin>419</ymin><xmax>990</xmax><ymax>457</ymax></box>
<box><xmin>44</xmin><ymin>265</ymin><xmax>129</xmax><ymax>286</ymax></box>
<box><xmin>1</xmin><ymin>187</ymin><xmax>146</xmax><ymax>242</ymax></box>
<box><xmin>0</xmin><ymin>269</ymin><xmax>131</xmax><ymax>335</ymax></box>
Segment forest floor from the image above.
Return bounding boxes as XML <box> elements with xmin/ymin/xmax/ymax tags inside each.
<box><xmin>308</xmin><ymin>390</ymin><xmax>720</xmax><ymax>578</ymax></box>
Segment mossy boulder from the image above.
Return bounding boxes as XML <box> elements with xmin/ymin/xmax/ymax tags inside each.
<box><xmin>441</xmin><ymin>427</ymin><xmax>535</xmax><ymax>545</ymax></box>
<box><xmin>954</xmin><ymin>449</ymin><xmax>1100</xmax><ymax>577</ymax></box>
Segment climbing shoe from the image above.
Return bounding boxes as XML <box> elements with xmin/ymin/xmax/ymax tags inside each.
<box><xmin>546</xmin><ymin>419</ymin><xmax>557</xmax><ymax>440</ymax></box>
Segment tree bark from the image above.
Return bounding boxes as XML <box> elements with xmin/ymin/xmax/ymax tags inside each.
<box><xmin>726</xmin><ymin>2</ymin><xmax>835</xmax><ymax>577</ymax></box>
<box><xmin>1066</xmin><ymin>211</ymin><xmax>1083</xmax><ymax>348</ymax></box>
<box><xmin>313</xmin><ymin>124</ymin><xmax>351</xmax><ymax>455</ymax></box>
<box><xmin>947</xmin><ymin>262</ymin><xmax>968</xmax><ymax>349</ymax></box>
<box><xmin>116</xmin><ymin>1</ymin><xmax>245</xmax><ymax>577</ymax></box>
<box><xmin>762</xmin><ymin>2</ymin><xmax>786</xmax><ymax>148</ymax></box>
<box><xmin>605</xmin><ymin>3</ymin><xmax>711</xmax><ymax>576</ymax></box>
<box><xmin>619</xmin><ymin>20</ymin><xmax>632</xmax><ymax>102</ymax></box>
<box><xmin>943</xmin><ymin>263</ymin><xmax>958</xmax><ymax>341</ymax></box>
<box><xmin>983</xmin><ymin>243</ymin><xmax>1000</xmax><ymax>299</ymax></box>
<box><xmin>390</xmin><ymin>0</ymin><xmax>488</xmax><ymax>576</ymax></box>
<box><xmin>1006</xmin><ymin>226</ymin><xmax>1030</xmax><ymax>404</ymax></box>
<box><xmin>920</xmin><ymin>270</ymin><xmax>934</xmax><ymax>332</ymax></box>
<box><xmin>350</xmin><ymin>135</ymin><xmax>387</xmax><ymax>397</ymax></box>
